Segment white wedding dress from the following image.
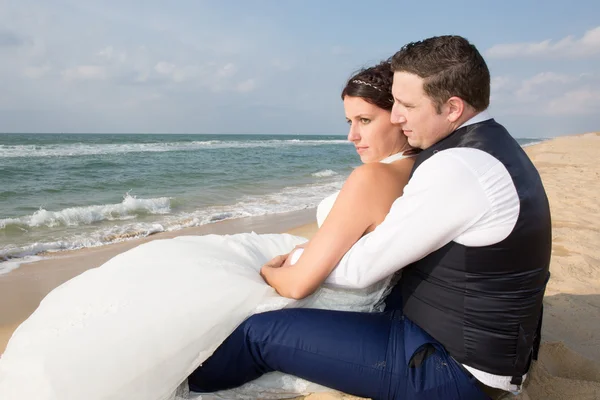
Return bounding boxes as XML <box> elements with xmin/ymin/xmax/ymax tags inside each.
<box><xmin>0</xmin><ymin>153</ymin><xmax>409</xmax><ymax>400</ymax></box>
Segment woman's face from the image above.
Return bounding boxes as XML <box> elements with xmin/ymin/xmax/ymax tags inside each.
<box><xmin>344</xmin><ymin>96</ymin><xmax>407</xmax><ymax>163</ymax></box>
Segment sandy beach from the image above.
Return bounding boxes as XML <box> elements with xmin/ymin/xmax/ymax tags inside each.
<box><xmin>2</xmin><ymin>133</ymin><xmax>600</xmax><ymax>399</ymax></box>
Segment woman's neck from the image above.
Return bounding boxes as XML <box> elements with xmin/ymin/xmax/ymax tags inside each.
<box><xmin>379</xmin><ymin>151</ymin><xmax>409</xmax><ymax>164</ymax></box>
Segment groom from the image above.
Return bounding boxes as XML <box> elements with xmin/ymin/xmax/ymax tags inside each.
<box><xmin>189</xmin><ymin>36</ymin><xmax>551</xmax><ymax>399</ymax></box>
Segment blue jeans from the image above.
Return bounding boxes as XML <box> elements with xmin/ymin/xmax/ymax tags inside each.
<box><xmin>188</xmin><ymin>308</ymin><xmax>489</xmax><ymax>400</ymax></box>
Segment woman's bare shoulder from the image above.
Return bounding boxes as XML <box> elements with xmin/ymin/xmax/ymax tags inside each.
<box><xmin>347</xmin><ymin>157</ymin><xmax>414</xmax><ymax>186</ymax></box>
<box><xmin>333</xmin><ymin>159</ymin><xmax>412</xmax><ymax>233</ymax></box>
<box><xmin>338</xmin><ymin>159</ymin><xmax>413</xmax><ymax>209</ymax></box>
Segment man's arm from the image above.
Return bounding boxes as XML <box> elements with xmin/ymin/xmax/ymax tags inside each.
<box><xmin>326</xmin><ymin>149</ymin><xmax>492</xmax><ymax>288</ymax></box>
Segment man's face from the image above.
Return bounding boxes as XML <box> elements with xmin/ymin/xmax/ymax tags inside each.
<box><xmin>390</xmin><ymin>72</ymin><xmax>454</xmax><ymax>150</ymax></box>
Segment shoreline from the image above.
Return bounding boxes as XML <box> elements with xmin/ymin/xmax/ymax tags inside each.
<box><xmin>0</xmin><ymin>137</ymin><xmax>546</xmax><ymax>275</ymax></box>
<box><xmin>0</xmin><ymin>208</ymin><xmax>318</xmax><ymax>354</ymax></box>
<box><xmin>0</xmin><ymin>205</ymin><xmax>325</xmax><ymax>274</ymax></box>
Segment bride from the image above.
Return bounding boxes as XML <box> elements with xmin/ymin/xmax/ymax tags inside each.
<box><xmin>0</xmin><ymin>60</ymin><xmax>416</xmax><ymax>400</ymax></box>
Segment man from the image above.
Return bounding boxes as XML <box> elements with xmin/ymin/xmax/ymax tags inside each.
<box><xmin>189</xmin><ymin>36</ymin><xmax>551</xmax><ymax>400</ymax></box>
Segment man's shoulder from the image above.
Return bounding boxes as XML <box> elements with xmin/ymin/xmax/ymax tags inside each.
<box><xmin>414</xmin><ymin>147</ymin><xmax>503</xmax><ymax>182</ymax></box>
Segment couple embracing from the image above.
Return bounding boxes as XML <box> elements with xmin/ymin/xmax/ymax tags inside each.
<box><xmin>188</xmin><ymin>35</ymin><xmax>552</xmax><ymax>399</ymax></box>
<box><xmin>0</xmin><ymin>35</ymin><xmax>551</xmax><ymax>400</ymax></box>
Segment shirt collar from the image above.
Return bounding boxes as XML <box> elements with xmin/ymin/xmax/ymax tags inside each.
<box><xmin>457</xmin><ymin>110</ymin><xmax>492</xmax><ymax>130</ymax></box>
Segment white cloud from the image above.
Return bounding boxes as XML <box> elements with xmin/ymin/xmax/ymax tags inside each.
<box><xmin>121</xmin><ymin>92</ymin><xmax>162</xmax><ymax>108</ymax></box>
<box><xmin>97</xmin><ymin>46</ymin><xmax>127</xmax><ymax>63</ymax></box>
<box><xmin>491</xmin><ymin>71</ymin><xmax>600</xmax><ymax>117</ymax></box>
<box><xmin>171</xmin><ymin>66</ymin><xmax>200</xmax><ymax>83</ymax></box>
<box><xmin>217</xmin><ymin>63</ymin><xmax>236</xmax><ymax>78</ymax></box>
<box><xmin>516</xmin><ymin>72</ymin><xmax>574</xmax><ymax>100</ymax></box>
<box><xmin>236</xmin><ymin>79</ymin><xmax>256</xmax><ymax>93</ymax></box>
<box><xmin>271</xmin><ymin>58</ymin><xmax>292</xmax><ymax>71</ymax></box>
<box><xmin>134</xmin><ymin>71</ymin><xmax>151</xmax><ymax>83</ymax></box>
<box><xmin>23</xmin><ymin>64</ymin><xmax>51</xmax><ymax>79</ymax></box>
<box><xmin>491</xmin><ymin>76</ymin><xmax>513</xmax><ymax>92</ymax></box>
<box><xmin>154</xmin><ymin>62</ymin><xmax>200</xmax><ymax>83</ymax></box>
<box><xmin>546</xmin><ymin>89</ymin><xmax>600</xmax><ymax>115</ymax></box>
<box><xmin>486</xmin><ymin>26</ymin><xmax>600</xmax><ymax>58</ymax></box>
<box><xmin>0</xmin><ymin>1</ymin><xmax>412</xmax><ymax>133</ymax></box>
<box><xmin>62</xmin><ymin>65</ymin><xmax>107</xmax><ymax>81</ymax></box>
<box><xmin>97</xmin><ymin>46</ymin><xmax>114</xmax><ymax>59</ymax></box>
<box><xmin>154</xmin><ymin>61</ymin><xmax>176</xmax><ymax>75</ymax></box>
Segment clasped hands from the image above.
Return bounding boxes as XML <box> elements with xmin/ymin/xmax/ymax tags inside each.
<box><xmin>259</xmin><ymin>242</ymin><xmax>307</xmax><ymax>282</ymax></box>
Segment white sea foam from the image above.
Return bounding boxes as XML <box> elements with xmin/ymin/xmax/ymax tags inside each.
<box><xmin>0</xmin><ymin>256</ymin><xmax>44</xmax><ymax>275</ymax></box>
<box><xmin>162</xmin><ymin>179</ymin><xmax>346</xmax><ymax>232</ymax></box>
<box><xmin>312</xmin><ymin>169</ymin><xmax>338</xmax><ymax>178</ymax></box>
<box><xmin>0</xmin><ymin>193</ymin><xmax>171</xmax><ymax>229</ymax></box>
<box><xmin>0</xmin><ymin>260</ymin><xmax>23</xmax><ymax>275</ymax></box>
<box><xmin>0</xmin><ymin>179</ymin><xmax>346</xmax><ymax>272</ymax></box>
<box><xmin>0</xmin><ymin>224</ymin><xmax>166</xmax><ymax>274</ymax></box>
<box><xmin>520</xmin><ymin>140</ymin><xmax>546</xmax><ymax>147</ymax></box>
<box><xmin>0</xmin><ymin>139</ymin><xmax>350</xmax><ymax>159</ymax></box>
<box><xmin>0</xmin><ymin>241</ymin><xmax>90</xmax><ymax>264</ymax></box>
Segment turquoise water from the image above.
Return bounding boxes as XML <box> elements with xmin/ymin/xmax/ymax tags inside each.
<box><xmin>0</xmin><ymin>133</ymin><xmax>543</xmax><ymax>272</ymax></box>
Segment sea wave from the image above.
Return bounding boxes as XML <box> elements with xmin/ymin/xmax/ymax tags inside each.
<box><xmin>520</xmin><ymin>140</ymin><xmax>546</xmax><ymax>148</ymax></box>
<box><xmin>164</xmin><ymin>179</ymin><xmax>345</xmax><ymax>231</ymax></box>
<box><xmin>312</xmin><ymin>169</ymin><xmax>338</xmax><ymax>178</ymax></box>
<box><xmin>0</xmin><ymin>223</ymin><xmax>166</xmax><ymax>265</ymax></box>
<box><xmin>0</xmin><ymin>256</ymin><xmax>43</xmax><ymax>275</ymax></box>
<box><xmin>0</xmin><ymin>139</ymin><xmax>350</xmax><ymax>159</ymax></box>
<box><xmin>0</xmin><ymin>179</ymin><xmax>346</xmax><ymax>274</ymax></box>
<box><xmin>0</xmin><ymin>193</ymin><xmax>171</xmax><ymax>230</ymax></box>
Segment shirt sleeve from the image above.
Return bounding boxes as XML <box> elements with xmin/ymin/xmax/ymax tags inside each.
<box><xmin>325</xmin><ymin>150</ymin><xmax>492</xmax><ymax>289</ymax></box>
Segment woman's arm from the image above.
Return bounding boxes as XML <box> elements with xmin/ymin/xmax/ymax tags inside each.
<box><xmin>261</xmin><ymin>160</ymin><xmax>411</xmax><ymax>299</ymax></box>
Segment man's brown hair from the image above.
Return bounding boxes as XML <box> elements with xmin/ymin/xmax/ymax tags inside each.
<box><xmin>391</xmin><ymin>35</ymin><xmax>490</xmax><ymax>112</ymax></box>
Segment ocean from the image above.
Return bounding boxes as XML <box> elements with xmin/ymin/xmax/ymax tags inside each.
<box><xmin>0</xmin><ymin>133</ymin><xmax>544</xmax><ymax>274</ymax></box>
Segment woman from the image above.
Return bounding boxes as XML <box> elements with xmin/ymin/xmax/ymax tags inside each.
<box><xmin>0</xmin><ymin>60</ymin><xmax>416</xmax><ymax>400</ymax></box>
<box><xmin>258</xmin><ymin>60</ymin><xmax>415</xmax><ymax>300</ymax></box>
<box><xmin>187</xmin><ymin>60</ymin><xmax>418</xmax><ymax>397</ymax></box>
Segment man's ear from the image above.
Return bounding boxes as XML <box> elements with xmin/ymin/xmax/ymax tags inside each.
<box><xmin>446</xmin><ymin>96</ymin><xmax>465</xmax><ymax>123</ymax></box>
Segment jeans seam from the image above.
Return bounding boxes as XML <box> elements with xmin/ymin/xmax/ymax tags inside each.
<box><xmin>252</xmin><ymin>338</ymin><xmax>401</xmax><ymax>376</ymax></box>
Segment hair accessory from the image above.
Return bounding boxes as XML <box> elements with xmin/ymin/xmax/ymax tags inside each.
<box><xmin>352</xmin><ymin>79</ymin><xmax>382</xmax><ymax>92</ymax></box>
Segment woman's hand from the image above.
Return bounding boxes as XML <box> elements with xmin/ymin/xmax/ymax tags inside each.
<box><xmin>260</xmin><ymin>241</ymin><xmax>309</xmax><ymax>273</ymax></box>
<box><xmin>260</xmin><ymin>242</ymin><xmax>312</xmax><ymax>300</ymax></box>
<box><xmin>259</xmin><ymin>254</ymin><xmax>287</xmax><ymax>285</ymax></box>
<box><xmin>262</xmin><ymin>254</ymin><xmax>288</xmax><ymax>270</ymax></box>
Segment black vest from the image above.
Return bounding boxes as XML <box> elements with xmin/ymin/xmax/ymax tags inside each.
<box><xmin>386</xmin><ymin>119</ymin><xmax>551</xmax><ymax>381</ymax></box>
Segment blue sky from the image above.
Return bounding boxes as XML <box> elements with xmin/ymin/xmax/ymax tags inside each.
<box><xmin>0</xmin><ymin>0</ymin><xmax>598</xmax><ymax>138</ymax></box>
